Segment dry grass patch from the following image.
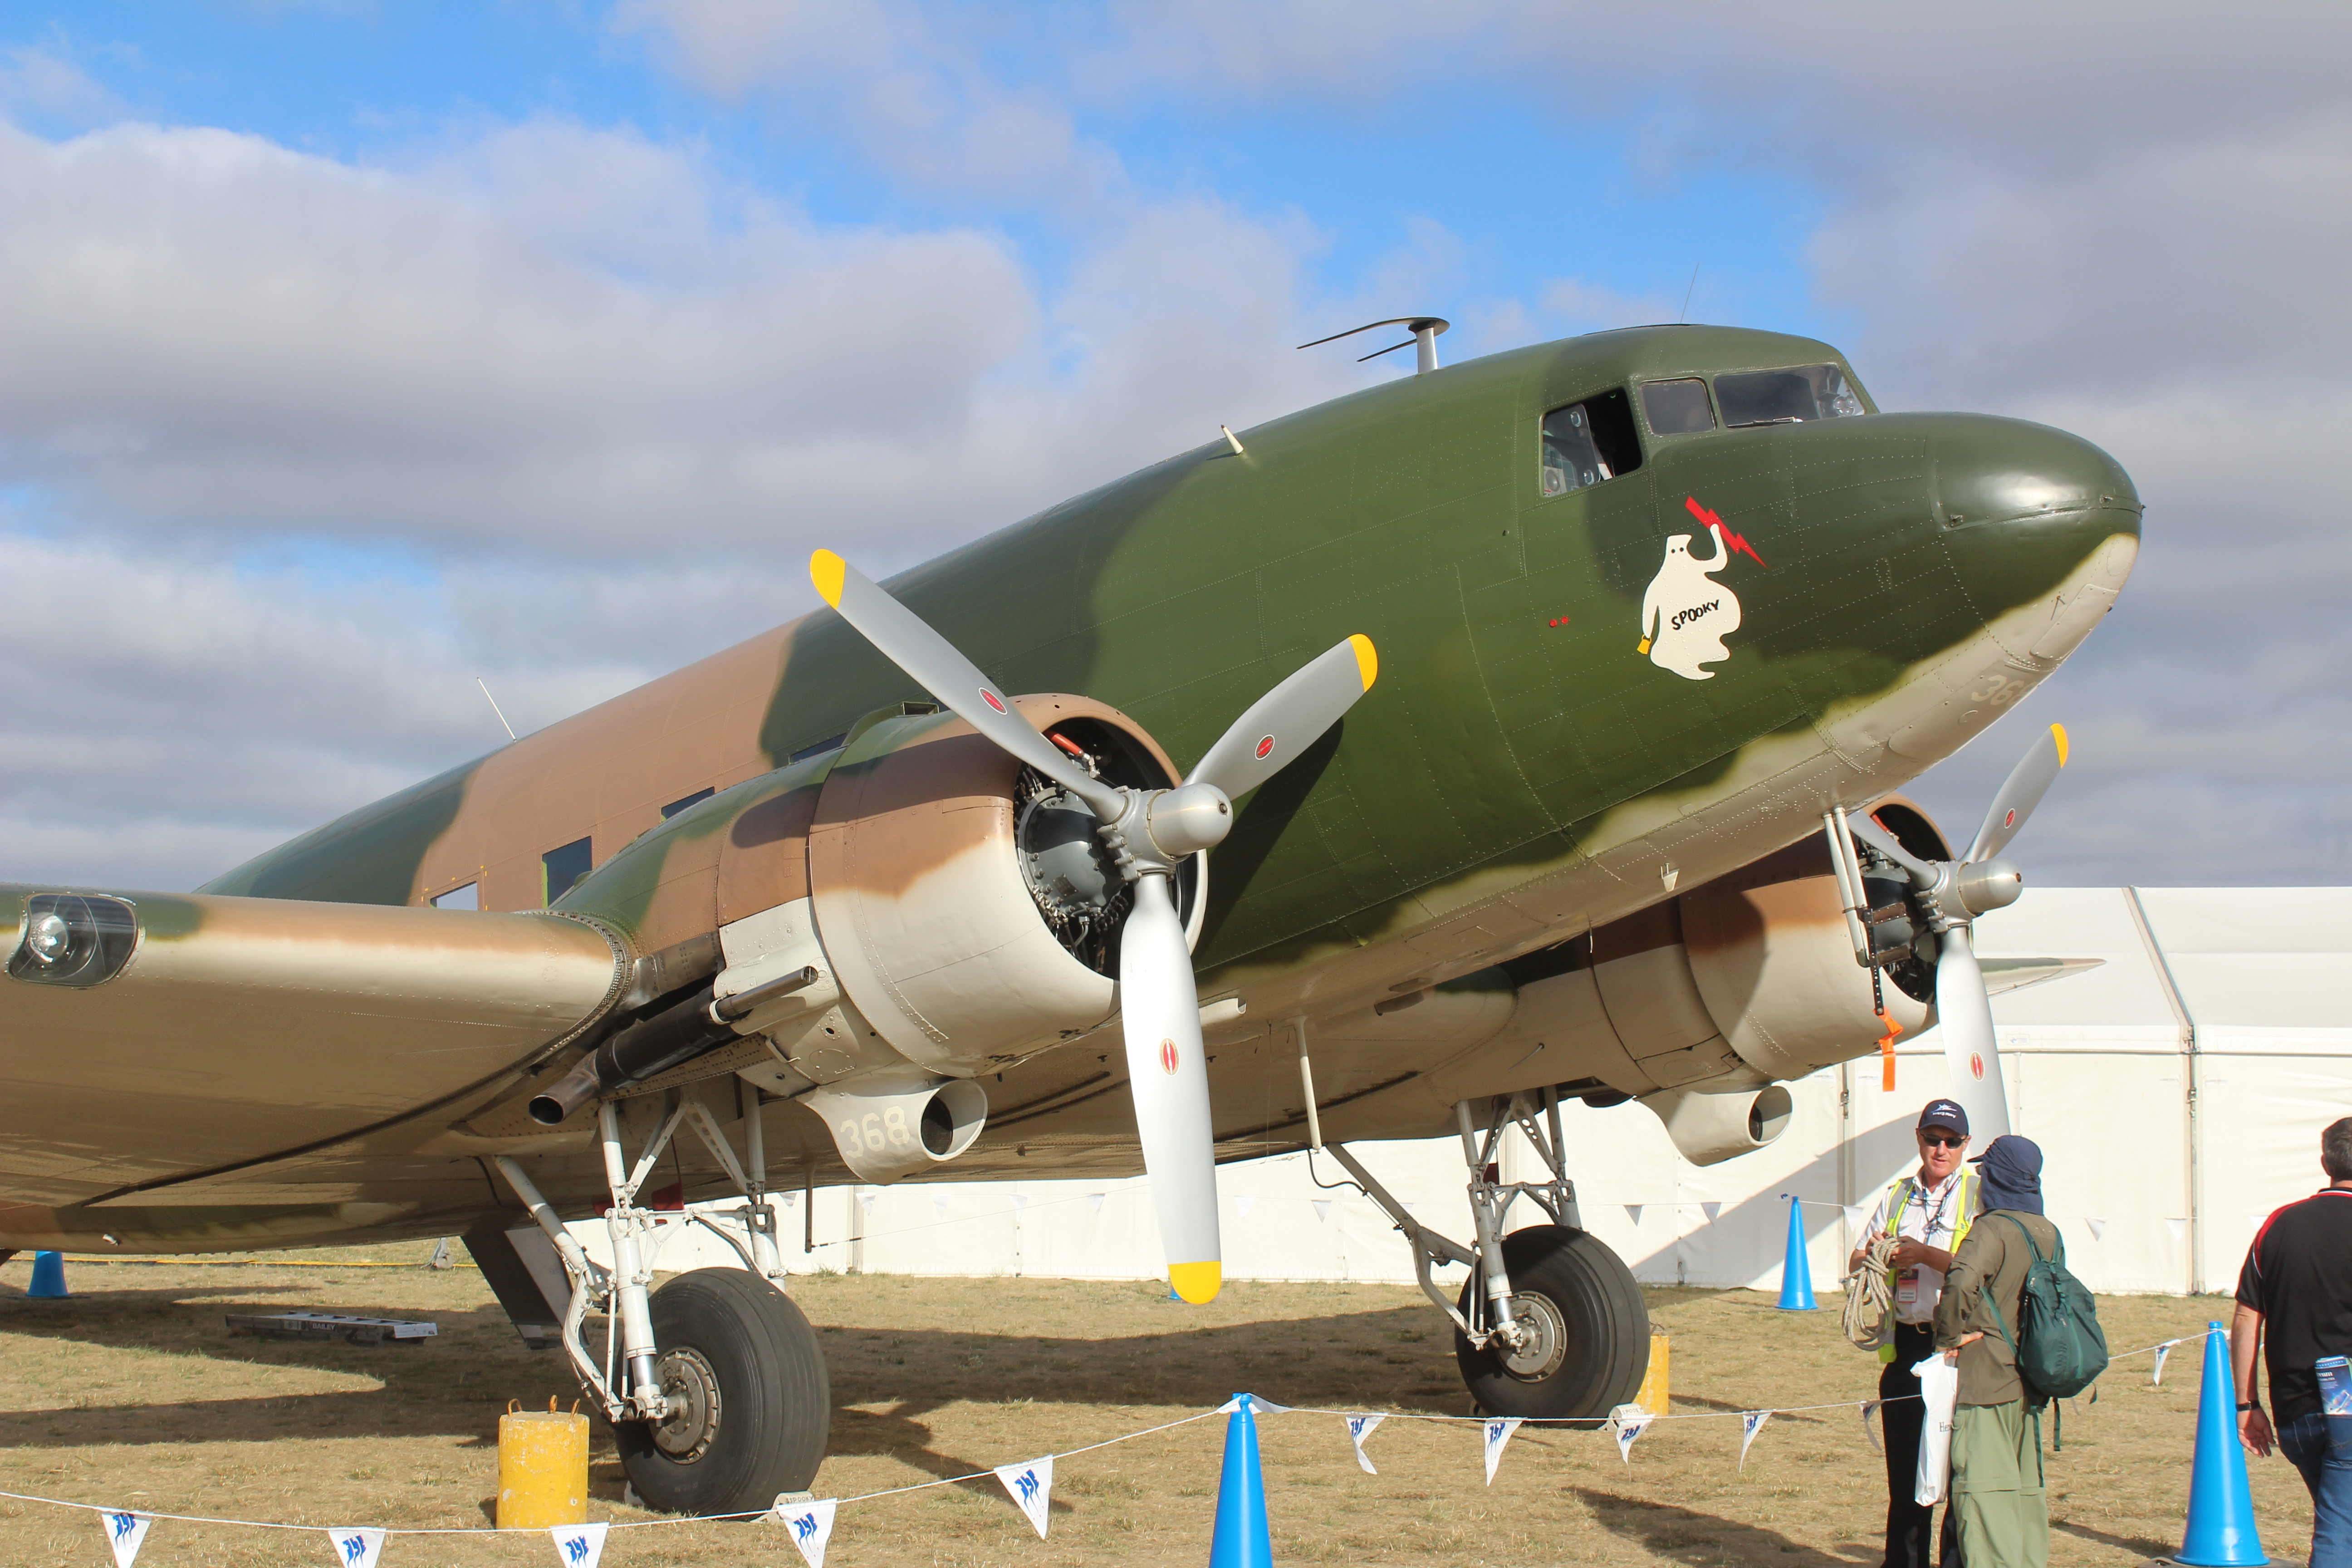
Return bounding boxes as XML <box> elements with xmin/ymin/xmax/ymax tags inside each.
<box><xmin>0</xmin><ymin>1246</ymin><xmax>2314</xmax><ymax>1565</ymax></box>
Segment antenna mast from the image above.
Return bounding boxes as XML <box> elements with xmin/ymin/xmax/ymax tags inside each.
<box><xmin>1297</xmin><ymin>316</ymin><xmax>1451</xmax><ymax>376</ymax></box>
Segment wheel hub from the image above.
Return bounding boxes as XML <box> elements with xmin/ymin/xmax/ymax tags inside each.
<box><xmin>1497</xmin><ymin>1291</ymin><xmax>1569</xmax><ymax>1382</ymax></box>
<box><xmin>649</xmin><ymin>1346</ymin><xmax>723</xmax><ymax>1462</ymax></box>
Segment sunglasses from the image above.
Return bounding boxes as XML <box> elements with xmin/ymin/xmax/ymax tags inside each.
<box><xmin>1918</xmin><ymin>1132</ymin><xmax>1968</xmax><ymax>1149</ymax></box>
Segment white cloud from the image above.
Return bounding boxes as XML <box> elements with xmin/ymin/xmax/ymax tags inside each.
<box><xmin>0</xmin><ymin>42</ymin><xmax>123</xmax><ymax>131</ymax></box>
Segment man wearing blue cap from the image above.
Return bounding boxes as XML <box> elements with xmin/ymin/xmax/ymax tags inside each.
<box><xmin>1936</xmin><ymin>1135</ymin><xmax>2061</xmax><ymax>1568</ymax></box>
<box><xmin>1851</xmin><ymin>1098</ymin><xmax>1982</xmax><ymax>1568</ymax></box>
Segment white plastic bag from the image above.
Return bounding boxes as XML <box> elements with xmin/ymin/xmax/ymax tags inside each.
<box><xmin>1912</xmin><ymin>1353</ymin><xmax>1959</xmax><ymax>1506</ymax></box>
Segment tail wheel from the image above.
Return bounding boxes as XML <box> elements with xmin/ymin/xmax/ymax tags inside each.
<box><xmin>615</xmin><ymin>1268</ymin><xmax>830</xmax><ymax>1515</ymax></box>
<box><xmin>1455</xmin><ymin>1225</ymin><xmax>1648</xmax><ymax>1425</ymax></box>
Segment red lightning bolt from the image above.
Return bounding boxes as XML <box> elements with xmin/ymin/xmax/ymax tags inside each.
<box><xmin>1686</xmin><ymin>495</ymin><xmax>1767</xmax><ymax>568</ymax></box>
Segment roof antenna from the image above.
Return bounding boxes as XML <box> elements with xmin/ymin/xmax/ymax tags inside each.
<box><xmin>476</xmin><ymin>676</ymin><xmax>518</xmax><ymax>740</ymax></box>
<box><xmin>1298</xmin><ymin>316</ymin><xmax>1450</xmax><ymax>375</ymax></box>
<box><xmin>1679</xmin><ymin>263</ymin><xmax>1700</xmax><ymax>324</ymax></box>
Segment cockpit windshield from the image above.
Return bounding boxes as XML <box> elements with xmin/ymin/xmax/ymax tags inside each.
<box><xmin>1714</xmin><ymin>364</ymin><xmax>1868</xmax><ymax>426</ymax></box>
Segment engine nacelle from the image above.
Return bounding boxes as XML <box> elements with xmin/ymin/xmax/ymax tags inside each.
<box><xmin>784</xmin><ymin>696</ymin><xmax>1196</xmax><ymax>1076</ymax></box>
<box><xmin>1411</xmin><ymin>801</ymin><xmax>1950</xmax><ymax>1138</ymax></box>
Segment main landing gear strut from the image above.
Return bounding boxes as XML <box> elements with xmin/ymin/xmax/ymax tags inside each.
<box><xmin>495</xmin><ymin>1085</ymin><xmax>828</xmax><ymax>1516</ymax></box>
<box><xmin>1324</xmin><ymin>1089</ymin><xmax>1649</xmax><ymax>1422</ymax></box>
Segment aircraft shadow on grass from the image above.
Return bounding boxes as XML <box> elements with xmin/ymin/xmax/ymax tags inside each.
<box><xmin>1573</xmin><ymin>1487</ymin><xmax>1875</xmax><ymax>1567</ymax></box>
<box><xmin>0</xmin><ymin>1289</ymin><xmax>1467</xmax><ymax>1466</ymax></box>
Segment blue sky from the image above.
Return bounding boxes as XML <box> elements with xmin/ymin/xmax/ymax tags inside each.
<box><xmin>2</xmin><ymin>2</ymin><xmax>2348</xmax><ymax>889</ymax></box>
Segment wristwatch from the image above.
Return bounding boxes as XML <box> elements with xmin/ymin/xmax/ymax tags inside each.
<box><xmin>2237</xmin><ymin>1401</ymin><xmax>2259</xmax><ymax>1412</ymax></box>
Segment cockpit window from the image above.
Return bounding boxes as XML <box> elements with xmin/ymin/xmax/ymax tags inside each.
<box><xmin>1539</xmin><ymin>388</ymin><xmax>1643</xmax><ymax>496</ymax></box>
<box><xmin>1641</xmin><ymin>377</ymin><xmax>1716</xmax><ymax>436</ymax></box>
<box><xmin>1714</xmin><ymin>363</ymin><xmax>1868</xmax><ymax>427</ymax></box>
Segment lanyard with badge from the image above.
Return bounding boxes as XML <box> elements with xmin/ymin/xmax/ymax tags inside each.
<box><xmin>1896</xmin><ymin>1176</ymin><xmax>1961</xmax><ymax>1310</ymax></box>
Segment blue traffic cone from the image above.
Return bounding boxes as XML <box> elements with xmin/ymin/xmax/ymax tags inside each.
<box><xmin>26</xmin><ymin>1251</ymin><xmax>67</xmax><ymax>1299</ymax></box>
<box><xmin>2175</xmin><ymin>1321</ymin><xmax>2267</xmax><ymax>1565</ymax></box>
<box><xmin>1776</xmin><ymin>1196</ymin><xmax>1816</xmax><ymax>1311</ymax></box>
<box><xmin>1208</xmin><ymin>1393</ymin><xmax>1272</xmax><ymax>1568</ymax></box>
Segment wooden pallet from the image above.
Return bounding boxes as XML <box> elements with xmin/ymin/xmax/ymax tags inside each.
<box><xmin>224</xmin><ymin>1311</ymin><xmax>437</xmax><ymax>1345</ymax></box>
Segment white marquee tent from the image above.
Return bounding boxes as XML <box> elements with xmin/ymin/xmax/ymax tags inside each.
<box><xmin>588</xmin><ymin>887</ymin><xmax>2352</xmax><ymax>1300</ymax></box>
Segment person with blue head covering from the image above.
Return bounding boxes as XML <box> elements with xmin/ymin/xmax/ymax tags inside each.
<box><xmin>1933</xmin><ymin>1135</ymin><xmax>2062</xmax><ymax>1567</ymax></box>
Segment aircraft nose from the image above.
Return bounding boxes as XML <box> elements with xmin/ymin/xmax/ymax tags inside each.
<box><xmin>1927</xmin><ymin>412</ymin><xmax>2142</xmax><ymax>662</ymax></box>
<box><xmin>1931</xmin><ymin>413</ymin><xmax>2139</xmax><ymax>535</ymax></box>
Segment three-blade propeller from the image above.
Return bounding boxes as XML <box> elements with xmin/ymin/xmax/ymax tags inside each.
<box><xmin>1845</xmin><ymin>722</ymin><xmax>2070</xmax><ymax>1139</ymax></box>
<box><xmin>811</xmin><ymin>551</ymin><xmax>1377</xmax><ymax>1302</ymax></box>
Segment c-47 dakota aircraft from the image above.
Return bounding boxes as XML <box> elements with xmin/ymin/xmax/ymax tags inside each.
<box><xmin>1</xmin><ymin>323</ymin><xmax>2138</xmax><ymax>1516</ymax></box>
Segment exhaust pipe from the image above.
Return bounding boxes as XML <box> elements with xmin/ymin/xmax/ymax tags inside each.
<box><xmin>529</xmin><ymin>966</ymin><xmax>818</xmax><ymax>1125</ymax></box>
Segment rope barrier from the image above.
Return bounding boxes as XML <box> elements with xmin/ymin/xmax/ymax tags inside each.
<box><xmin>0</xmin><ymin>1328</ymin><xmax>2215</xmax><ymax>1541</ymax></box>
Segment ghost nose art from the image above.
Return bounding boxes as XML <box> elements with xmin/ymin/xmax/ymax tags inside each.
<box><xmin>1929</xmin><ymin>414</ymin><xmax>2143</xmax><ymax>665</ymax></box>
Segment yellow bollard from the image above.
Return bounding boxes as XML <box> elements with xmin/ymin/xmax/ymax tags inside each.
<box><xmin>1636</xmin><ymin>1331</ymin><xmax>1670</xmax><ymax>1415</ymax></box>
<box><xmin>497</xmin><ymin>1398</ymin><xmax>589</xmax><ymax>1529</ymax></box>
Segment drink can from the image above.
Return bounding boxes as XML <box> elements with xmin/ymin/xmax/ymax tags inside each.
<box><xmin>2318</xmin><ymin>1354</ymin><xmax>2352</xmax><ymax>1416</ymax></box>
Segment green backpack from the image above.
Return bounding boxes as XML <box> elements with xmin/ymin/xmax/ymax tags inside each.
<box><xmin>1981</xmin><ymin>1214</ymin><xmax>2109</xmax><ymax>1450</ymax></box>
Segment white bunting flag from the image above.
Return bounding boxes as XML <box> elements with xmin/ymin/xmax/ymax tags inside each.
<box><xmin>1611</xmin><ymin>1404</ymin><xmax>1654</xmax><ymax>1465</ymax></box>
<box><xmin>1345</xmin><ymin>1413</ymin><xmax>1386</xmax><ymax>1474</ymax></box>
<box><xmin>2165</xmin><ymin>1217</ymin><xmax>2187</xmax><ymax>1243</ymax></box>
<box><xmin>1011</xmin><ymin>1193</ymin><xmax>1027</xmax><ymax>1212</ymax></box>
<box><xmin>781</xmin><ymin>1189</ymin><xmax>798</xmax><ymax>1208</ymax></box>
<box><xmin>548</xmin><ymin>1520</ymin><xmax>607</xmax><ymax>1568</ymax></box>
<box><xmin>325</xmin><ymin>1526</ymin><xmax>386</xmax><ymax>1568</ymax></box>
<box><xmin>1483</xmin><ymin>1416</ymin><xmax>1523</xmax><ymax>1485</ymax></box>
<box><xmin>1216</xmin><ymin>1395</ymin><xmax>1294</xmax><ymax>1416</ymax></box>
<box><xmin>1624</xmin><ymin>1205</ymin><xmax>1644</xmax><ymax>1225</ymax></box>
<box><xmin>2152</xmin><ymin>1343</ymin><xmax>2172</xmax><ymax>1387</ymax></box>
<box><xmin>858</xmin><ymin>1192</ymin><xmax>876</xmax><ymax>1215</ymax></box>
<box><xmin>931</xmin><ymin>1192</ymin><xmax>950</xmax><ymax>1219</ymax></box>
<box><xmin>1739</xmin><ymin>1410</ymin><xmax>1772</xmax><ymax>1470</ymax></box>
<box><xmin>995</xmin><ymin>1456</ymin><xmax>1054</xmax><ymax>1539</ymax></box>
<box><xmin>1234</xmin><ymin>1194</ymin><xmax>1257</xmax><ymax>1218</ymax></box>
<box><xmin>1700</xmin><ymin>1202</ymin><xmax>1722</xmax><ymax>1224</ymax></box>
<box><xmin>2084</xmin><ymin>1217</ymin><xmax>2106</xmax><ymax>1241</ymax></box>
<box><xmin>1401</xmin><ymin>1201</ymin><xmax>1417</xmax><ymax>1216</ymax></box>
<box><xmin>1861</xmin><ymin>1400</ymin><xmax>1884</xmax><ymax>1454</ymax></box>
<box><xmin>1312</xmin><ymin>1200</ymin><xmax>1333</xmax><ymax>1224</ymax></box>
<box><xmin>772</xmin><ymin>1498</ymin><xmax>837</xmax><ymax>1568</ymax></box>
<box><xmin>98</xmin><ymin>1511</ymin><xmax>152</xmax><ymax>1568</ymax></box>
<box><xmin>1087</xmin><ymin>1192</ymin><xmax>1106</xmax><ymax>1214</ymax></box>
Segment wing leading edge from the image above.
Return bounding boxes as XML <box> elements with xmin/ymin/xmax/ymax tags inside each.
<box><xmin>0</xmin><ymin>884</ymin><xmax>627</xmax><ymax>1209</ymax></box>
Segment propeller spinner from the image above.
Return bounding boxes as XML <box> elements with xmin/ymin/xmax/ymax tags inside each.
<box><xmin>810</xmin><ymin>550</ymin><xmax>1377</xmax><ymax>1302</ymax></box>
<box><xmin>1841</xmin><ymin>722</ymin><xmax>2070</xmax><ymax>1139</ymax></box>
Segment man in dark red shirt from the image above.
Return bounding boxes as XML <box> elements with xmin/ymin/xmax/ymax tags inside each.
<box><xmin>2234</xmin><ymin>1115</ymin><xmax>2352</xmax><ymax>1568</ymax></box>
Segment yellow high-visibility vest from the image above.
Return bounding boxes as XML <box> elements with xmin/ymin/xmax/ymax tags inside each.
<box><xmin>1875</xmin><ymin>1166</ymin><xmax>1979</xmax><ymax>1362</ymax></box>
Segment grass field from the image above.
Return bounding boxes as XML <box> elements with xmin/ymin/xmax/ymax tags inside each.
<box><xmin>0</xmin><ymin>1245</ymin><xmax>2315</xmax><ymax>1566</ymax></box>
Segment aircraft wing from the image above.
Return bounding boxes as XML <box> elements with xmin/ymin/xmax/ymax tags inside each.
<box><xmin>0</xmin><ymin>884</ymin><xmax>627</xmax><ymax>1207</ymax></box>
<box><xmin>1978</xmin><ymin>956</ymin><xmax>2105</xmax><ymax>996</ymax></box>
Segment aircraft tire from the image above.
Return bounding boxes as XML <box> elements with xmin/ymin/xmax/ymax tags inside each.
<box><xmin>614</xmin><ymin>1267</ymin><xmax>831</xmax><ymax>1516</ymax></box>
<box><xmin>1453</xmin><ymin>1225</ymin><xmax>1648</xmax><ymax>1426</ymax></box>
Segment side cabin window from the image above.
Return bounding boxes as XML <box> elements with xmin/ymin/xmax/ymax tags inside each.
<box><xmin>1539</xmin><ymin>389</ymin><xmax>1643</xmax><ymax>496</ymax></box>
<box><xmin>1641</xmin><ymin>377</ymin><xmax>1716</xmax><ymax>436</ymax></box>
<box><xmin>430</xmin><ymin>882</ymin><xmax>479</xmax><ymax>911</ymax></box>
<box><xmin>542</xmin><ymin>837</ymin><xmax>593</xmax><ymax>906</ymax></box>
<box><xmin>1714</xmin><ymin>363</ymin><xmax>1868</xmax><ymax>426</ymax></box>
<box><xmin>661</xmin><ymin>788</ymin><xmax>715</xmax><ymax>820</ymax></box>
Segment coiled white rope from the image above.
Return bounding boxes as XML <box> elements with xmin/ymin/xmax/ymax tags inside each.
<box><xmin>1841</xmin><ymin>1231</ymin><xmax>1898</xmax><ymax>1350</ymax></box>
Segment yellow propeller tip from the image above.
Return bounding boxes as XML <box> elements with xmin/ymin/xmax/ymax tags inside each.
<box><xmin>1348</xmin><ymin>633</ymin><xmax>1377</xmax><ymax>691</ymax></box>
<box><xmin>810</xmin><ymin>550</ymin><xmax>847</xmax><ymax>608</ymax></box>
<box><xmin>1168</xmin><ymin>1261</ymin><xmax>1222</xmax><ymax>1303</ymax></box>
<box><xmin>2050</xmin><ymin>722</ymin><xmax>2069</xmax><ymax>767</ymax></box>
